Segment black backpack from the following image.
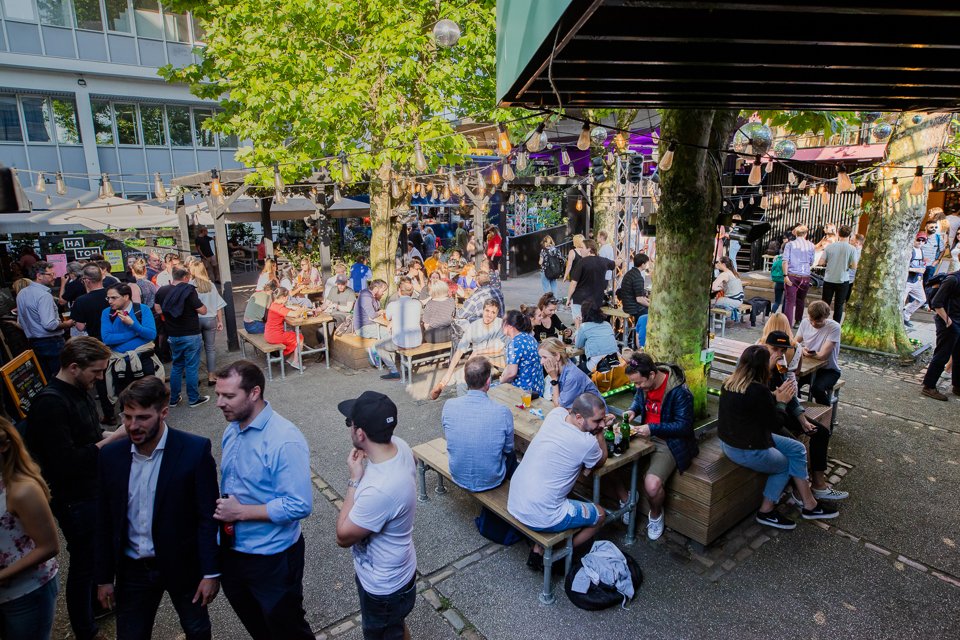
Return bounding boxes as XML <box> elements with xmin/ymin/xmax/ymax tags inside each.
<box><xmin>543</xmin><ymin>250</ymin><xmax>565</xmax><ymax>281</ymax></box>
<box><xmin>563</xmin><ymin>551</ymin><xmax>643</xmax><ymax>610</ymax></box>
<box><xmin>924</xmin><ymin>272</ymin><xmax>956</xmax><ymax>305</ymax></box>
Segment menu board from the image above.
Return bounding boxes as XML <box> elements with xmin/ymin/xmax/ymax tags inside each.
<box><xmin>1</xmin><ymin>350</ymin><xmax>47</xmax><ymax>419</ymax></box>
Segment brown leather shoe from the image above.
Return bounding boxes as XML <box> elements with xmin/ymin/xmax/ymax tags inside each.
<box><xmin>921</xmin><ymin>387</ymin><xmax>948</xmax><ymax>401</ymax></box>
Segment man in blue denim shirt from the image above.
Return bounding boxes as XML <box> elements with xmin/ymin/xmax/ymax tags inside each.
<box><xmin>442</xmin><ymin>356</ymin><xmax>516</xmax><ymax>491</ymax></box>
<box><xmin>213</xmin><ymin>360</ymin><xmax>314</xmax><ymax>640</ymax></box>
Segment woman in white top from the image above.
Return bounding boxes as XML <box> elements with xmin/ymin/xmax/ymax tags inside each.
<box><xmin>189</xmin><ymin>262</ymin><xmax>227</xmax><ymax>386</ymax></box>
<box><xmin>712</xmin><ymin>256</ymin><xmax>745</xmax><ymax>313</ymax></box>
<box><xmin>0</xmin><ymin>418</ymin><xmax>59</xmax><ymax>640</ymax></box>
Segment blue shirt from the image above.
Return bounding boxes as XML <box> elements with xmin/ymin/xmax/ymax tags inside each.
<box><xmin>557</xmin><ymin>362</ymin><xmax>605</xmax><ymax>410</ymax></box>
<box><xmin>350</xmin><ymin>263</ymin><xmax>372</xmax><ymax>292</ymax></box>
<box><xmin>220</xmin><ymin>402</ymin><xmax>313</xmax><ymax>555</ymax></box>
<box><xmin>441</xmin><ymin>390</ymin><xmax>514</xmax><ymax>492</ymax></box>
<box><xmin>575</xmin><ymin>322</ymin><xmax>618</xmax><ymax>359</ymax></box>
<box><xmin>353</xmin><ymin>288</ymin><xmax>380</xmax><ymax>331</ymax></box>
<box><xmin>506</xmin><ymin>333</ymin><xmax>544</xmax><ymax>397</ymax></box>
<box><xmin>100</xmin><ymin>303</ymin><xmax>157</xmax><ymax>352</ymax></box>
<box><xmin>15</xmin><ymin>282</ymin><xmax>62</xmax><ymax>339</ymax></box>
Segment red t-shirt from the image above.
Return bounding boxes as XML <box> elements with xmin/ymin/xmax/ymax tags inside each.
<box><xmin>645</xmin><ymin>372</ymin><xmax>669</xmax><ymax>425</ymax></box>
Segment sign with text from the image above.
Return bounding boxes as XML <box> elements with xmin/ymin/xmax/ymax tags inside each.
<box><xmin>62</xmin><ymin>237</ymin><xmax>86</xmax><ymax>250</ymax></box>
<box><xmin>104</xmin><ymin>249</ymin><xmax>124</xmax><ymax>272</ymax></box>
<box><xmin>72</xmin><ymin>247</ymin><xmax>100</xmax><ymax>260</ymax></box>
<box><xmin>46</xmin><ymin>253</ymin><xmax>68</xmax><ymax>278</ymax></box>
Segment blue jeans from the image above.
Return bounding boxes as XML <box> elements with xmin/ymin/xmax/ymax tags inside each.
<box><xmin>531</xmin><ymin>500</ymin><xmax>601</xmax><ymax>533</ymax></box>
<box><xmin>116</xmin><ymin>557</ymin><xmax>211</xmax><ymax>640</ymax></box>
<box><xmin>355</xmin><ymin>575</ymin><xmax>416</xmax><ymax>640</ymax></box>
<box><xmin>168</xmin><ymin>334</ymin><xmax>202</xmax><ymax>404</ymax></box>
<box><xmin>243</xmin><ymin>320</ymin><xmax>265</xmax><ymax>334</ymax></box>
<box><xmin>771</xmin><ymin>281</ymin><xmax>784</xmax><ymax>313</ymax></box>
<box><xmin>539</xmin><ymin>272</ymin><xmax>559</xmax><ymax>295</ymax></box>
<box><xmin>0</xmin><ymin>577</ymin><xmax>58</xmax><ymax>640</ymax></box>
<box><xmin>29</xmin><ymin>336</ymin><xmax>64</xmax><ymax>384</ymax></box>
<box><xmin>722</xmin><ymin>434</ymin><xmax>808</xmax><ymax>503</ymax></box>
<box><xmin>52</xmin><ymin>499</ymin><xmax>98</xmax><ymax>640</ymax></box>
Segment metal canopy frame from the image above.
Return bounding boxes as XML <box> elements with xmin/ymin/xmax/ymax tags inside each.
<box><xmin>498</xmin><ymin>0</ymin><xmax>960</xmax><ymax>111</ymax></box>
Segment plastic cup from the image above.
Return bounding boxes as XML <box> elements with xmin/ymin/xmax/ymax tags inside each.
<box><xmin>521</xmin><ymin>391</ymin><xmax>532</xmax><ymax>408</ymax></box>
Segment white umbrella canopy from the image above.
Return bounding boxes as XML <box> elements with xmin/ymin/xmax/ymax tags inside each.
<box><xmin>187</xmin><ymin>195</ymin><xmax>370</xmax><ymax>223</ymax></box>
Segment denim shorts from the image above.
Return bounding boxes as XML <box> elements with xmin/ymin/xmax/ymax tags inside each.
<box><xmin>355</xmin><ymin>575</ymin><xmax>416</xmax><ymax>640</ymax></box>
<box><xmin>532</xmin><ymin>500</ymin><xmax>601</xmax><ymax>533</ymax></box>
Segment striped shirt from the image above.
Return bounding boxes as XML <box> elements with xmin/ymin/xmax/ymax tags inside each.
<box><xmin>783</xmin><ymin>238</ymin><xmax>816</xmax><ymax>277</ymax></box>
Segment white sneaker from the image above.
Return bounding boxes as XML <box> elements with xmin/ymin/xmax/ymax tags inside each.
<box><xmin>813</xmin><ymin>486</ymin><xmax>849</xmax><ymax>501</ymax></box>
<box><xmin>619</xmin><ymin>500</ymin><xmax>630</xmax><ymax>526</ymax></box>
<box><xmin>646</xmin><ymin>512</ymin><xmax>664</xmax><ymax>540</ymax></box>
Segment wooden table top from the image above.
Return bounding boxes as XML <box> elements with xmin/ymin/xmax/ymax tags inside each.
<box><xmin>285</xmin><ymin>312</ymin><xmax>334</xmax><ymax>328</ymax></box>
<box><xmin>711</xmin><ymin>337</ymin><xmax>826</xmax><ymax>378</ymax></box>
<box><xmin>488</xmin><ymin>383</ymin><xmax>654</xmax><ymax>476</ymax></box>
<box><xmin>601</xmin><ymin>306</ymin><xmax>632</xmax><ymax>320</ymax></box>
<box><xmin>299</xmin><ymin>286</ymin><xmax>324</xmax><ymax>296</ymax></box>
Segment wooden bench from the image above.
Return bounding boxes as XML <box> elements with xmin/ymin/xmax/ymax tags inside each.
<box><xmin>238</xmin><ymin>329</ymin><xmax>286</xmax><ymax>380</ymax></box>
<box><xmin>330</xmin><ymin>333</ymin><xmax>380</xmax><ymax>370</ymax></box>
<box><xmin>413</xmin><ymin>438</ymin><xmax>577</xmax><ymax>605</ymax></box>
<box><xmin>397</xmin><ymin>342</ymin><xmax>453</xmax><ymax>384</ymax></box>
<box><xmin>710</xmin><ymin>307</ymin><xmax>731</xmax><ymax>338</ymax></box>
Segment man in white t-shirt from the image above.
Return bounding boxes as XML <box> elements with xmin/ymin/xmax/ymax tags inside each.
<box><xmin>597</xmin><ymin>230</ymin><xmax>616</xmax><ymax>290</ymax></box>
<box><xmin>795</xmin><ymin>300</ymin><xmax>842</xmax><ymax>406</ymax></box>
<box><xmin>336</xmin><ymin>391</ymin><xmax>418</xmax><ymax>639</ymax></box>
<box><xmin>508</xmin><ymin>393</ymin><xmax>609</xmax><ymax>569</ymax></box>
<box><xmin>375</xmin><ymin>278</ymin><xmax>423</xmax><ymax>380</ymax></box>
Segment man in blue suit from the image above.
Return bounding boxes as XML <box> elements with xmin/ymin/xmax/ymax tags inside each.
<box><xmin>95</xmin><ymin>376</ymin><xmax>220</xmax><ymax>640</ymax></box>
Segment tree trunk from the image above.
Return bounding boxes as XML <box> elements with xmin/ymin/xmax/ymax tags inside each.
<box><xmin>842</xmin><ymin>112</ymin><xmax>951</xmax><ymax>356</ymax></box>
<box><xmin>646</xmin><ymin>109</ymin><xmax>737</xmax><ymax>417</ymax></box>
<box><xmin>369</xmin><ymin>159</ymin><xmax>401</xmax><ymax>293</ymax></box>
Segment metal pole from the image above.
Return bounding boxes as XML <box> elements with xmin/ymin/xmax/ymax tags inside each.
<box><xmin>176</xmin><ymin>195</ymin><xmax>191</xmax><ymax>257</ymax></box>
<box><xmin>259</xmin><ymin>197</ymin><xmax>274</xmax><ymax>259</ymax></box>
<box><xmin>211</xmin><ymin>200</ymin><xmax>239</xmax><ymax>351</ymax></box>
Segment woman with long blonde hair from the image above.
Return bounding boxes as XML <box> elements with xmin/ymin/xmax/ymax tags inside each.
<box><xmin>563</xmin><ymin>234</ymin><xmax>589</xmax><ymax>282</ymax></box>
<box><xmin>256</xmin><ymin>258</ymin><xmax>278</xmax><ymax>291</ymax></box>
<box><xmin>0</xmin><ymin>417</ymin><xmax>59</xmax><ymax>639</ymax></box>
<box><xmin>189</xmin><ymin>261</ymin><xmax>226</xmax><ymax>386</ymax></box>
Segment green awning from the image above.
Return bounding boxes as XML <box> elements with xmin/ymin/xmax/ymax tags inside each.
<box><xmin>495</xmin><ymin>0</ymin><xmax>574</xmax><ymax>105</ymax></box>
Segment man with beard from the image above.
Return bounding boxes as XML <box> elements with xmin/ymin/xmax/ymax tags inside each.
<box><xmin>213</xmin><ymin>360</ymin><xmax>313</xmax><ymax>639</ymax></box>
<box><xmin>95</xmin><ymin>377</ymin><xmax>220</xmax><ymax>639</ymax></box>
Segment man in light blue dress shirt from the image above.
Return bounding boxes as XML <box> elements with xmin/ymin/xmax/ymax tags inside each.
<box><xmin>15</xmin><ymin>261</ymin><xmax>75</xmax><ymax>381</ymax></box>
<box><xmin>441</xmin><ymin>356</ymin><xmax>516</xmax><ymax>491</ymax></box>
<box><xmin>213</xmin><ymin>360</ymin><xmax>314</xmax><ymax>640</ymax></box>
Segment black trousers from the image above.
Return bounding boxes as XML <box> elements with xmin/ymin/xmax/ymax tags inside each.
<box><xmin>116</xmin><ymin>557</ymin><xmax>211</xmax><ymax>640</ymax></box>
<box><xmin>922</xmin><ymin>319</ymin><xmax>960</xmax><ymax>389</ymax></box>
<box><xmin>52</xmin><ymin>500</ymin><xmax>99</xmax><ymax>640</ymax></box>
<box><xmin>798</xmin><ymin>368</ymin><xmax>841</xmax><ymax>406</ymax></box>
<box><xmin>221</xmin><ymin>536</ymin><xmax>313</xmax><ymax>640</ymax></box>
<box><xmin>820</xmin><ymin>281</ymin><xmax>850</xmax><ymax>323</ymax></box>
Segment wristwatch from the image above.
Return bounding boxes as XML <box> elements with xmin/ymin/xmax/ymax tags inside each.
<box><xmin>550</xmin><ymin>379</ymin><xmax>560</xmax><ymax>386</ymax></box>
<box><xmin>347</xmin><ymin>479</ymin><xmax>361</xmax><ymax>489</ymax></box>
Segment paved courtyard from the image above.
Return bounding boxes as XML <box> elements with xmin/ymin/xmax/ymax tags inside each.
<box><xmin>52</xmin><ymin>272</ymin><xmax>959</xmax><ymax>639</ymax></box>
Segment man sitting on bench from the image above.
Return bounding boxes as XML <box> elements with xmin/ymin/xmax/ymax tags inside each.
<box><xmin>442</xmin><ymin>356</ymin><xmax>516</xmax><ymax>491</ymax></box>
<box><xmin>430</xmin><ymin>299</ymin><xmax>505</xmax><ymax>399</ymax></box>
<box><xmin>508</xmin><ymin>393</ymin><xmax>609</xmax><ymax>570</ymax></box>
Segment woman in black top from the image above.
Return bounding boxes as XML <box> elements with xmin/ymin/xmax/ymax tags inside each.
<box><xmin>534</xmin><ymin>293</ymin><xmax>570</xmax><ymax>343</ymax></box>
<box><xmin>718</xmin><ymin>345</ymin><xmax>838</xmax><ymax>530</ymax></box>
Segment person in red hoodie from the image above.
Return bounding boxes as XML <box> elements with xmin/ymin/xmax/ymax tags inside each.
<box><xmin>485</xmin><ymin>227</ymin><xmax>503</xmax><ymax>272</ymax></box>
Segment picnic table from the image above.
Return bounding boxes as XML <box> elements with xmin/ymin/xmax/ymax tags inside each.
<box><xmin>487</xmin><ymin>383</ymin><xmax>655</xmax><ymax>544</ymax></box>
<box><xmin>285</xmin><ymin>312</ymin><xmax>335</xmax><ymax>373</ymax></box>
<box><xmin>710</xmin><ymin>337</ymin><xmax>827</xmax><ymax>399</ymax></box>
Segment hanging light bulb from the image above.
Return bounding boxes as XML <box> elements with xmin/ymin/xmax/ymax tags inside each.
<box><xmin>503</xmin><ymin>163</ymin><xmax>516</xmax><ymax>181</ymax></box>
<box><xmin>541</xmin><ymin>196</ymin><xmax>549</xmax><ymax>208</ymax></box>
<box><xmin>798</xmin><ymin>178</ymin><xmax>807</xmax><ymax>190</ymax></box>
<box><xmin>909</xmin><ymin>165</ymin><xmax>925</xmax><ymax>196</ymax></box>
<box><xmin>732</xmin><ymin>185</ymin><xmax>738</xmax><ymax>195</ymax></box>
<box><xmin>606</xmin><ymin>151</ymin><xmax>614</xmax><ymax>164</ymax></box>
<box><xmin>576</xmin><ymin>122</ymin><xmax>591</xmax><ymax>151</ymax></box>
<box><xmin>35</xmin><ymin>172</ymin><xmax>46</xmax><ymax>193</ymax></box>
<box><xmin>658</xmin><ymin>142</ymin><xmax>676</xmax><ymax>172</ymax></box>
<box><xmin>788</xmin><ymin>171</ymin><xmax>798</xmax><ymax>185</ymax></box>
<box><xmin>442</xmin><ymin>184</ymin><xmax>451</xmax><ymax>200</ymax></box>
<box><xmin>153</xmin><ymin>172</ymin><xmax>168</xmax><ymax>203</ymax></box>
<box><xmin>613</xmin><ymin>132</ymin><xmax>627</xmax><ymax>152</ymax></box>
<box><xmin>477</xmin><ymin>171</ymin><xmax>486</xmax><ymax>191</ymax></box>
<box><xmin>837</xmin><ymin>165</ymin><xmax>853</xmax><ymax>193</ymax></box>
<box><xmin>340</xmin><ymin>153</ymin><xmax>352</xmax><ymax>183</ymax></box>
<box><xmin>101</xmin><ymin>173</ymin><xmax>115</xmax><ymax>198</ymax></box>
<box><xmin>758</xmin><ymin>186</ymin><xmax>763</xmax><ymax>195</ymax></box>
<box><xmin>820</xmin><ymin>190</ymin><xmax>830</xmax><ymax>206</ymax></box>
<box><xmin>764</xmin><ymin>159</ymin><xmax>774</xmax><ymax>174</ymax></box>
<box><xmin>525</xmin><ymin>122</ymin><xmax>546</xmax><ymax>153</ymax></box>
<box><xmin>749</xmin><ymin>195</ymin><xmax>755</xmax><ymax>205</ymax></box>
<box><xmin>568</xmin><ymin>165</ymin><xmax>575</xmax><ymax>177</ymax></box>
<box><xmin>413</xmin><ymin>139</ymin><xmax>428</xmax><ymax>173</ymax></box>
<box><xmin>516</xmin><ymin>151</ymin><xmax>529</xmax><ymax>171</ymax></box>
<box><xmin>448</xmin><ymin>171</ymin><xmax>458</xmax><ymax>192</ymax></box>
<box><xmin>44</xmin><ymin>194</ymin><xmax>52</xmax><ymax>206</ymax></box>
<box><xmin>55</xmin><ymin>171</ymin><xmax>67</xmax><ymax>196</ymax></box>
<box><xmin>497</xmin><ymin>123</ymin><xmax>512</xmax><ymax>155</ymax></box>
<box><xmin>575</xmin><ymin>196</ymin><xmax>583</xmax><ymax>211</ymax></box>
<box><xmin>273</xmin><ymin>163</ymin><xmax>285</xmax><ymax>194</ymax></box>
<box><xmin>808</xmin><ymin>185</ymin><xmax>816</xmax><ymax>196</ymax></box>
<box><xmin>209</xmin><ymin>169</ymin><xmax>224</xmax><ymax>199</ymax></box>
<box><xmin>760</xmin><ymin>196</ymin><xmax>769</xmax><ymax>208</ymax></box>
<box><xmin>748</xmin><ymin>156</ymin><xmax>762</xmax><ymax>185</ymax></box>
<box><xmin>106</xmin><ymin>204</ymin><xmax>112</xmax><ymax>215</ymax></box>
<box><xmin>502</xmin><ymin>180</ymin><xmax>510</xmax><ymax>192</ymax></box>
<box><xmin>98</xmin><ymin>177</ymin><xmax>108</xmax><ymax>199</ymax></box>
<box><xmin>391</xmin><ymin>176</ymin><xmax>401</xmax><ymax>199</ymax></box>
<box><xmin>490</xmin><ymin>167</ymin><xmax>501</xmax><ymax>186</ymax></box>
<box><xmin>429</xmin><ymin>183</ymin><xmax>436</xmax><ymax>200</ymax></box>
<box><xmin>534</xmin><ymin>175</ymin><xmax>542</xmax><ymax>187</ymax></box>
<box><xmin>333</xmin><ymin>184</ymin><xmax>342</xmax><ymax>203</ymax></box>
<box><xmin>785</xmin><ymin>184</ymin><xmax>791</xmax><ymax>194</ymax></box>
<box><xmin>738</xmin><ymin>199</ymin><xmax>744</xmax><ymax>209</ymax></box>
<box><xmin>890</xmin><ymin>177</ymin><xmax>901</xmax><ymax>200</ymax></box>
<box><xmin>560</xmin><ymin>147</ymin><xmax>571</xmax><ymax>166</ymax></box>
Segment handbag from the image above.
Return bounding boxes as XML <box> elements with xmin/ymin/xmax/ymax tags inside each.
<box><xmin>591</xmin><ymin>357</ymin><xmax>631</xmax><ymax>393</ymax></box>
<box><xmin>474</xmin><ymin>507</ymin><xmax>522</xmax><ymax>546</ymax></box>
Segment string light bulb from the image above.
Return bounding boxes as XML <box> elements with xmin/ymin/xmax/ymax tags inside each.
<box><xmin>497</xmin><ymin>123</ymin><xmax>512</xmax><ymax>155</ymax></box>
<box><xmin>837</xmin><ymin>165</ymin><xmax>853</xmax><ymax>193</ymax></box>
<box><xmin>391</xmin><ymin>176</ymin><xmax>401</xmax><ymax>199</ymax></box>
<box><xmin>576</xmin><ymin>122</ymin><xmax>591</xmax><ymax>151</ymax></box>
<box><xmin>442</xmin><ymin>184</ymin><xmax>450</xmax><ymax>200</ymax></box>
<box><xmin>502</xmin><ymin>163</ymin><xmax>516</xmax><ymax>182</ymax></box>
<box><xmin>55</xmin><ymin>172</ymin><xmax>67</xmax><ymax>196</ymax></box>
<box><xmin>890</xmin><ymin>177</ymin><xmax>900</xmax><ymax>200</ymax></box>
<box><xmin>658</xmin><ymin>142</ymin><xmax>676</xmax><ymax>172</ymax></box>
<box><xmin>798</xmin><ymin>179</ymin><xmax>807</xmax><ymax>190</ymax></box>
<box><xmin>516</xmin><ymin>151</ymin><xmax>529</xmax><ymax>171</ymax></box>
<box><xmin>534</xmin><ymin>175</ymin><xmax>542</xmax><ymax>187</ymax></box>
<box><xmin>525</xmin><ymin>122</ymin><xmax>546</xmax><ymax>153</ymax></box>
<box><xmin>749</xmin><ymin>195</ymin><xmax>755</xmax><ymax>205</ymax></box>
<box><xmin>35</xmin><ymin>172</ymin><xmax>46</xmax><ymax>193</ymax></box>
<box><xmin>431</xmin><ymin>183</ymin><xmax>438</xmax><ymax>200</ymax></box>
<box><xmin>209</xmin><ymin>169</ymin><xmax>224</xmax><ymax>199</ymax></box>
<box><xmin>560</xmin><ymin>147</ymin><xmax>571</xmax><ymax>166</ymax></box>
<box><xmin>760</xmin><ymin>196</ymin><xmax>768</xmax><ymax>208</ymax></box>
<box><xmin>576</xmin><ymin>196</ymin><xmax>583</xmax><ymax>211</ymax></box>
<box><xmin>477</xmin><ymin>171</ymin><xmax>486</xmax><ymax>192</ymax></box>
<box><xmin>909</xmin><ymin>165</ymin><xmax>925</xmax><ymax>196</ymax></box>
<box><xmin>748</xmin><ymin>156</ymin><xmax>762</xmax><ymax>185</ymax></box>
<box><xmin>99</xmin><ymin>174</ymin><xmax>115</xmax><ymax>199</ymax></box>
<box><xmin>613</xmin><ymin>132</ymin><xmax>627</xmax><ymax>152</ymax></box>
<box><xmin>820</xmin><ymin>190</ymin><xmax>830</xmax><ymax>206</ymax></box>
<box><xmin>738</xmin><ymin>199</ymin><xmax>744</xmax><ymax>209</ymax></box>
<box><xmin>764</xmin><ymin>159</ymin><xmax>774</xmax><ymax>174</ymax></box>
<box><xmin>333</xmin><ymin>184</ymin><xmax>342</xmax><ymax>203</ymax></box>
<box><xmin>45</xmin><ymin>194</ymin><xmax>52</xmax><ymax>206</ymax></box>
<box><xmin>272</xmin><ymin>165</ymin><xmax>287</xmax><ymax>204</ymax></box>
<box><xmin>788</xmin><ymin>171</ymin><xmax>798</xmax><ymax>185</ymax></box>
<box><xmin>568</xmin><ymin>165</ymin><xmax>575</xmax><ymax>177</ymax></box>
<box><xmin>414</xmin><ymin>140</ymin><xmax>428</xmax><ymax>173</ymax></box>
<box><xmin>541</xmin><ymin>196</ymin><xmax>549</xmax><ymax>208</ymax></box>
<box><xmin>732</xmin><ymin>186</ymin><xmax>738</xmax><ymax>195</ymax></box>
<box><xmin>490</xmin><ymin>167</ymin><xmax>501</xmax><ymax>186</ymax></box>
<box><xmin>339</xmin><ymin>153</ymin><xmax>352</xmax><ymax>183</ymax></box>
<box><xmin>154</xmin><ymin>172</ymin><xmax>168</xmax><ymax>203</ymax></box>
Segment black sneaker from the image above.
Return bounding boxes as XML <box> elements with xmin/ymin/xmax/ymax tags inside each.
<box><xmin>189</xmin><ymin>395</ymin><xmax>210</xmax><ymax>408</ymax></box>
<box><xmin>756</xmin><ymin>509</ymin><xmax>797</xmax><ymax>530</ymax></box>
<box><xmin>903</xmin><ymin>319</ymin><xmax>914</xmax><ymax>328</ymax></box>
<box><xmin>801</xmin><ymin>502</ymin><xmax>839</xmax><ymax>520</ymax></box>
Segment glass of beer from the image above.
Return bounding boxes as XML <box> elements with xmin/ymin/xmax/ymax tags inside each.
<box><xmin>521</xmin><ymin>390</ymin><xmax>532</xmax><ymax>408</ymax></box>
<box><xmin>776</xmin><ymin>355</ymin><xmax>789</xmax><ymax>375</ymax></box>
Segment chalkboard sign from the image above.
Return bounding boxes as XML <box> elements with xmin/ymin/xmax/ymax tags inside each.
<box><xmin>1</xmin><ymin>350</ymin><xmax>47</xmax><ymax>419</ymax></box>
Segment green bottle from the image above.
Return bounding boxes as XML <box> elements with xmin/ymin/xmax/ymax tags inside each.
<box><xmin>603</xmin><ymin>426</ymin><xmax>616</xmax><ymax>455</ymax></box>
<box><xmin>620</xmin><ymin>414</ymin><xmax>631</xmax><ymax>451</ymax></box>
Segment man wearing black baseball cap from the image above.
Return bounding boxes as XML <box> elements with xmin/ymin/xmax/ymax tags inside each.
<box><xmin>335</xmin><ymin>391</ymin><xmax>418</xmax><ymax>639</ymax></box>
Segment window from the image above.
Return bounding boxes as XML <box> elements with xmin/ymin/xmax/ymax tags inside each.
<box><xmin>91</xmin><ymin>100</ymin><xmax>114</xmax><ymax>145</ymax></box>
<box><xmin>104</xmin><ymin>0</ymin><xmax>132</xmax><ymax>33</ymax></box>
<box><xmin>190</xmin><ymin>13</ymin><xmax>205</xmax><ymax>43</ymax></box>
<box><xmin>163</xmin><ymin>9</ymin><xmax>190</xmax><ymax>43</ymax></box>
<box><xmin>1</xmin><ymin>0</ymin><xmax>36</xmax><ymax>21</ymax></box>
<box><xmin>193</xmin><ymin>108</ymin><xmax>216</xmax><ymax>148</ymax></box>
<box><xmin>52</xmin><ymin>98</ymin><xmax>81</xmax><ymax>144</ymax></box>
<box><xmin>220</xmin><ymin>132</ymin><xmax>239</xmax><ymax>148</ymax></box>
<box><xmin>140</xmin><ymin>105</ymin><xmax>166</xmax><ymax>146</ymax></box>
<box><xmin>114</xmin><ymin>103</ymin><xmax>140</xmax><ymax>145</ymax></box>
<box><xmin>0</xmin><ymin>95</ymin><xmax>23</xmax><ymax>142</ymax></box>
<box><xmin>38</xmin><ymin>0</ymin><xmax>73</xmax><ymax>26</ymax></box>
<box><xmin>167</xmin><ymin>106</ymin><xmax>192</xmax><ymax>146</ymax></box>
<box><xmin>132</xmin><ymin>0</ymin><xmax>162</xmax><ymax>39</ymax></box>
<box><xmin>21</xmin><ymin>97</ymin><xmax>52</xmax><ymax>143</ymax></box>
<box><xmin>73</xmin><ymin>0</ymin><xmax>103</xmax><ymax>30</ymax></box>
